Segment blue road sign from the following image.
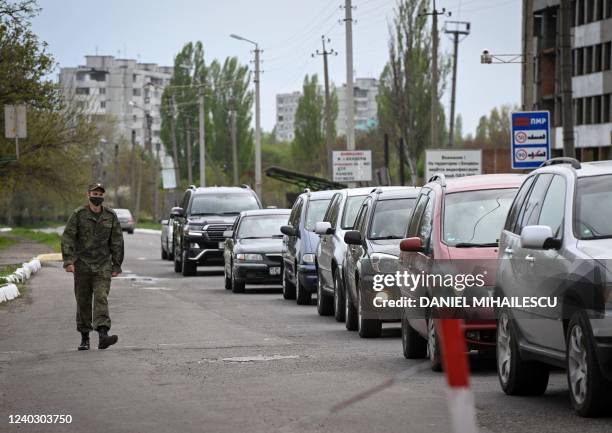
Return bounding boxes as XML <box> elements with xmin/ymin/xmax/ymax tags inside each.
<box><xmin>511</xmin><ymin>111</ymin><xmax>550</xmax><ymax>169</ymax></box>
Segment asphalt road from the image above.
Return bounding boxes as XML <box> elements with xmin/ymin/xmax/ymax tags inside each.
<box><xmin>1</xmin><ymin>233</ymin><xmax>610</xmax><ymax>432</ymax></box>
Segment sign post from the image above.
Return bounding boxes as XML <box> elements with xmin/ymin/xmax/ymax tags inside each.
<box><xmin>332</xmin><ymin>150</ymin><xmax>372</xmax><ymax>183</ymax></box>
<box><xmin>511</xmin><ymin>111</ymin><xmax>550</xmax><ymax>169</ymax></box>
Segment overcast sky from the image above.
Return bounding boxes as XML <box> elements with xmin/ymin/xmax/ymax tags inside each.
<box><xmin>32</xmin><ymin>0</ymin><xmax>522</xmax><ymax>137</ymax></box>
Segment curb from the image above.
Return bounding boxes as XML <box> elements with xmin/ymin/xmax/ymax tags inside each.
<box><xmin>0</xmin><ymin>257</ymin><xmax>42</xmax><ymax>303</ymax></box>
<box><xmin>36</xmin><ymin>253</ymin><xmax>63</xmax><ymax>262</ymax></box>
<box><xmin>135</xmin><ymin>228</ymin><xmax>162</xmax><ymax>235</ymax></box>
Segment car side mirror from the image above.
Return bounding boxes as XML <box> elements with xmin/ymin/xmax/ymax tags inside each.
<box><xmin>520</xmin><ymin>225</ymin><xmax>560</xmax><ymax>250</ymax></box>
<box><xmin>170</xmin><ymin>207</ymin><xmax>184</xmax><ymax>217</ymax></box>
<box><xmin>315</xmin><ymin>221</ymin><xmax>334</xmax><ymax>235</ymax></box>
<box><xmin>223</xmin><ymin>230</ymin><xmax>233</xmax><ymax>239</ymax></box>
<box><xmin>400</xmin><ymin>237</ymin><xmax>423</xmax><ymax>252</ymax></box>
<box><xmin>280</xmin><ymin>225</ymin><xmax>297</xmax><ymax>237</ymax></box>
<box><xmin>344</xmin><ymin>230</ymin><xmax>362</xmax><ymax>245</ymax></box>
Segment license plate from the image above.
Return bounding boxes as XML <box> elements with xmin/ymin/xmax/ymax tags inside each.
<box><xmin>269</xmin><ymin>267</ymin><xmax>281</xmax><ymax>276</ymax></box>
<box><xmin>218</xmin><ymin>242</ymin><xmax>225</xmax><ymax>250</ymax></box>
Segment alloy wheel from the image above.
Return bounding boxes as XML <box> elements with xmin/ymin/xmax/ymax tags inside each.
<box><xmin>568</xmin><ymin>324</ymin><xmax>588</xmax><ymax>406</ymax></box>
<box><xmin>497</xmin><ymin>313</ymin><xmax>512</xmax><ymax>385</ymax></box>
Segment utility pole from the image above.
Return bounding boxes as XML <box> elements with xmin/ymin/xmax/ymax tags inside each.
<box><xmin>422</xmin><ymin>0</ymin><xmax>450</xmax><ymax>149</ymax></box>
<box><xmin>114</xmin><ymin>141</ymin><xmax>119</xmax><ymax>205</ymax></box>
<box><xmin>445</xmin><ymin>21</ymin><xmax>470</xmax><ymax>148</ymax></box>
<box><xmin>253</xmin><ymin>47</ymin><xmax>262</xmax><ymax>198</ymax></box>
<box><xmin>344</xmin><ymin>0</ymin><xmax>355</xmax><ymax>151</ymax></box>
<box><xmin>229</xmin><ymin>107</ymin><xmax>239</xmax><ymax>185</ymax></box>
<box><xmin>129</xmin><ymin>129</ymin><xmax>137</xmax><ymax>208</ymax></box>
<box><xmin>186</xmin><ymin>117</ymin><xmax>193</xmax><ymax>185</ymax></box>
<box><xmin>169</xmin><ymin>94</ymin><xmax>181</xmax><ymax>189</ymax></box>
<box><xmin>198</xmin><ymin>86</ymin><xmax>206</xmax><ymax>187</ymax></box>
<box><xmin>560</xmin><ymin>0</ymin><xmax>575</xmax><ymax>158</ymax></box>
<box><xmin>153</xmin><ymin>141</ymin><xmax>161</xmax><ymax>221</ymax></box>
<box><xmin>522</xmin><ymin>0</ymin><xmax>534</xmax><ymax>110</ymax></box>
<box><xmin>313</xmin><ymin>35</ymin><xmax>337</xmax><ymax>178</ymax></box>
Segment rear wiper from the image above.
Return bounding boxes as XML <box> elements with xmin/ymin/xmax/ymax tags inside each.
<box><xmin>240</xmin><ymin>236</ymin><xmax>267</xmax><ymax>240</ymax></box>
<box><xmin>190</xmin><ymin>212</ymin><xmax>220</xmax><ymax>216</ymax></box>
<box><xmin>454</xmin><ymin>242</ymin><xmax>498</xmax><ymax>248</ymax></box>
<box><xmin>220</xmin><ymin>212</ymin><xmax>240</xmax><ymax>215</ymax></box>
<box><xmin>369</xmin><ymin>235</ymin><xmax>402</xmax><ymax>240</ymax></box>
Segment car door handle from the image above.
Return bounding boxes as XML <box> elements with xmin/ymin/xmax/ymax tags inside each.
<box><xmin>525</xmin><ymin>255</ymin><xmax>535</xmax><ymax>263</ymax></box>
<box><xmin>504</xmin><ymin>247</ymin><xmax>514</xmax><ymax>255</ymax></box>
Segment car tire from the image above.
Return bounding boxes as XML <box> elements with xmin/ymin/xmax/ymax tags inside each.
<box><xmin>128</xmin><ymin>229</ymin><xmax>134</xmax><ymax>235</ymax></box>
<box><xmin>427</xmin><ymin>318</ymin><xmax>443</xmax><ymax>372</ymax></box>
<box><xmin>282</xmin><ymin>267</ymin><xmax>296</xmax><ymax>300</ymax></box>
<box><xmin>231</xmin><ymin>269</ymin><xmax>245</xmax><ymax>293</ymax></box>
<box><xmin>296</xmin><ymin>272</ymin><xmax>311</xmax><ymax>305</ymax></box>
<box><xmin>566</xmin><ymin>310</ymin><xmax>612</xmax><ymax>417</ymax></box>
<box><xmin>402</xmin><ymin>313</ymin><xmax>426</xmax><ymax>359</ymax></box>
<box><xmin>161</xmin><ymin>248</ymin><xmax>168</xmax><ymax>260</ymax></box>
<box><xmin>317</xmin><ymin>278</ymin><xmax>334</xmax><ymax>316</ymax></box>
<box><xmin>224</xmin><ymin>263</ymin><xmax>232</xmax><ymax>290</ymax></box>
<box><xmin>345</xmin><ymin>285</ymin><xmax>358</xmax><ymax>331</ymax></box>
<box><xmin>173</xmin><ymin>247</ymin><xmax>181</xmax><ymax>273</ymax></box>
<box><xmin>496</xmin><ymin>310</ymin><xmax>549</xmax><ymax>396</ymax></box>
<box><xmin>181</xmin><ymin>250</ymin><xmax>197</xmax><ymax>277</ymax></box>
<box><xmin>333</xmin><ymin>268</ymin><xmax>345</xmax><ymax>323</ymax></box>
<box><xmin>358</xmin><ymin>288</ymin><xmax>381</xmax><ymax>338</ymax></box>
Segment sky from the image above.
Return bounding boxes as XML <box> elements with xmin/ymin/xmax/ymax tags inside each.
<box><xmin>32</xmin><ymin>0</ymin><xmax>523</xmax><ymax>137</ymax></box>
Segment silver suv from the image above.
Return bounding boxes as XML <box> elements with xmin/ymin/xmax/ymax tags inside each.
<box><xmin>496</xmin><ymin>157</ymin><xmax>612</xmax><ymax>417</ymax></box>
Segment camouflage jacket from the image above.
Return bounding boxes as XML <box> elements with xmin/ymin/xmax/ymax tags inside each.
<box><xmin>61</xmin><ymin>205</ymin><xmax>124</xmax><ymax>274</ymax></box>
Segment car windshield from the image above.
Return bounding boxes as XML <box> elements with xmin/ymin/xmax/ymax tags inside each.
<box><xmin>443</xmin><ymin>188</ymin><xmax>517</xmax><ymax>246</ymax></box>
<box><xmin>237</xmin><ymin>215</ymin><xmax>288</xmax><ymax>239</ymax></box>
<box><xmin>575</xmin><ymin>175</ymin><xmax>612</xmax><ymax>240</ymax></box>
<box><xmin>190</xmin><ymin>193</ymin><xmax>259</xmax><ymax>215</ymax></box>
<box><xmin>368</xmin><ymin>198</ymin><xmax>416</xmax><ymax>240</ymax></box>
<box><xmin>341</xmin><ymin>195</ymin><xmax>368</xmax><ymax>229</ymax></box>
<box><xmin>305</xmin><ymin>199</ymin><xmax>331</xmax><ymax>230</ymax></box>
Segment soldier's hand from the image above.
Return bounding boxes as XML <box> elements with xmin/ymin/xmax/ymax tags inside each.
<box><xmin>65</xmin><ymin>264</ymin><xmax>75</xmax><ymax>273</ymax></box>
<box><xmin>111</xmin><ymin>271</ymin><xmax>120</xmax><ymax>277</ymax></box>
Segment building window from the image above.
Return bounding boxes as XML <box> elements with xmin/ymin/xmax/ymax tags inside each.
<box><xmin>577</xmin><ymin>0</ymin><xmax>585</xmax><ymax>25</ymax></box>
<box><xmin>607</xmin><ymin>0</ymin><xmax>612</xmax><ymax>18</ymax></box>
<box><xmin>133</xmin><ymin>88</ymin><xmax>142</xmax><ymax>97</ymax></box>
<box><xmin>99</xmin><ymin>87</ymin><xmax>106</xmax><ymax>95</ymax></box>
<box><xmin>595</xmin><ymin>44</ymin><xmax>603</xmax><ymax>72</ymax></box>
<box><xmin>604</xmin><ymin>94</ymin><xmax>611</xmax><ymax>122</ymax></box>
<box><xmin>594</xmin><ymin>95</ymin><xmax>602</xmax><ymax>123</ymax></box>
<box><xmin>585</xmin><ymin>96</ymin><xmax>593</xmax><ymax>124</ymax></box>
<box><xmin>100</xmin><ymin>101</ymin><xmax>106</xmax><ymax>109</ymax></box>
<box><xmin>587</xmin><ymin>0</ymin><xmax>594</xmax><ymax>22</ymax></box>
<box><xmin>75</xmin><ymin>87</ymin><xmax>89</xmax><ymax>95</ymax></box>
<box><xmin>576</xmin><ymin>47</ymin><xmax>585</xmax><ymax>75</ymax></box>
<box><xmin>133</xmin><ymin>74</ymin><xmax>138</xmax><ymax>82</ymax></box>
<box><xmin>586</xmin><ymin>46</ymin><xmax>594</xmax><ymax>74</ymax></box>
<box><xmin>76</xmin><ymin>72</ymin><xmax>88</xmax><ymax>82</ymax></box>
<box><xmin>604</xmin><ymin>42</ymin><xmax>612</xmax><ymax>70</ymax></box>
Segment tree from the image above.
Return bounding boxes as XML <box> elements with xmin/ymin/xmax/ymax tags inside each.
<box><xmin>377</xmin><ymin>0</ymin><xmax>449</xmax><ymax>182</ymax></box>
<box><xmin>292</xmin><ymin>74</ymin><xmax>325</xmax><ymax>175</ymax></box>
<box><xmin>454</xmin><ymin>113</ymin><xmax>464</xmax><ymax>146</ymax></box>
<box><xmin>470</xmin><ymin>104</ymin><xmax>517</xmax><ymax>147</ymax></box>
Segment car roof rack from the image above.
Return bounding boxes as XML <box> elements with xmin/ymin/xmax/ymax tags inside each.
<box><xmin>427</xmin><ymin>173</ymin><xmax>446</xmax><ymax>187</ymax></box>
<box><xmin>188</xmin><ymin>185</ymin><xmax>197</xmax><ymax>190</ymax></box>
<box><xmin>539</xmin><ymin>157</ymin><xmax>581</xmax><ymax>169</ymax></box>
<box><xmin>240</xmin><ymin>184</ymin><xmax>251</xmax><ymax>189</ymax></box>
<box><xmin>303</xmin><ymin>188</ymin><xmax>311</xmax><ymax>194</ymax></box>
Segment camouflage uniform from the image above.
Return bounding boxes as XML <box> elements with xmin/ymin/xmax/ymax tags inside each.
<box><xmin>61</xmin><ymin>205</ymin><xmax>124</xmax><ymax>333</ymax></box>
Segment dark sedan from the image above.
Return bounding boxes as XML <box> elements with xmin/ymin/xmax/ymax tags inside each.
<box><xmin>223</xmin><ymin>209</ymin><xmax>291</xmax><ymax>293</ymax></box>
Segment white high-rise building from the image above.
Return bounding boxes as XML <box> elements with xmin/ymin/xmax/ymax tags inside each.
<box><xmin>59</xmin><ymin>55</ymin><xmax>173</xmax><ymax>154</ymax></box>
<box><xmin>275</xmin><ymin>91</ymin><xmax>301</xmax><ymax>142</ymax></box>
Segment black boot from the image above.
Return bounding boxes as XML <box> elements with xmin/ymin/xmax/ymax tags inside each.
<box><xmin>97</xmin><ymin>326</ymin><xmax>118</xmax><ymax>350</ymax></box>
<box><xmin>78</xmin><ymin>332</ymin><xmax>90</xmax><ymax>351</ymax></box>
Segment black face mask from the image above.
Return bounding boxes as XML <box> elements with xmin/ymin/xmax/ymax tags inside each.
<box><xmin>89</xmin><ymin>196</ymin><xmax>104</xmax><ymax>206</ymax></box>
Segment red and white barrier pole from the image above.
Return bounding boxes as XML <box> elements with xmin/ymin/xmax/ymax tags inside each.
<box><xmin>437</xmin><ymin>319</ymin><xmax>479</xmax><ymax>433</ymax></box>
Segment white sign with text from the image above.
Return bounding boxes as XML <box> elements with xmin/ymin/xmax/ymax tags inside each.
<box><xmin>425</xmin><ymin>149</ymin><xmax>482</xmax><ymax>180</ymax></box>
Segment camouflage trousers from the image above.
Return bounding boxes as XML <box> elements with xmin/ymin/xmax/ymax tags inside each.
<box><xmin>73</xmin><ymin>261</ymin><xmax>112</xmax><ymax>333</ymax></box>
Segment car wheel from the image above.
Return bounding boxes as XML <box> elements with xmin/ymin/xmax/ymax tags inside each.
<box><xmin>296</xmin><ymin>272</ymin><xmax>311</xmax><ymax>305</ymax></box>
<box><xmin>333</xmin><ymin>268</ymin><xmax>345</xmax><ymax>323</ymax></box>
<box><xmin>427</xmin><ymin>318</ymin><xmax>443</xmax><ymax>372</ymax></box>
<box><xmin>231</xmin><ymin>268</ymin><xmax>245</xmax><ymax>293</ymax></box>
<box><xmin>128</xmin><ymin>229</ymin><xmax>134</xmax><ymax>234</ymax></box>
<box><xmin>282</xmin><ymin>267</ymin><xmax>296</xmax><ymax>300</ymax></box>
<box><xmin>357</xmin><ymin>288</ymin><xmax>381</xmax><ymax>338</ymax></box>
<box><xmin>345</xmin><ymin>284</ymin><xmax>358</xmax><ymax>331</ymax></box>
<box><xmin>566</xmin><ymin>310</ymin><xmax>612</xmax><ymax>417</ymax></box>
<box><xmin>161</xmin><ymin>248</ymin><xmax>168</xmax><ymax>260</ymax></box>
<box><xmin>402</xmin><ymin>312</ymin><xmax>426</xmax><ymax>359</ymax></box>
<box><xmin>317</xmin><ymin>278</ymin><xmax>333</xmax><ymax>316</ymax></box>
<box><xmin>173</xmin><ymin>246</ymin><xmax>181</xmax><ymax>273</ymax></box>
<box><xmin>496</xmin><ymin>310</ymin><xmax>549</xmax><ymax>395</ymax></box>
<box><xmin>224</xmin><ymin>263</ymin><xmax>232</xmax><ymax>290</ymax></box>
<box><xmin>181</xmin><ymin>250</ymin><xmax>197</xmax><ymax>277</ymax></box>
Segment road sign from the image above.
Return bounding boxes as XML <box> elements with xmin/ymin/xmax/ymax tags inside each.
<box><xmin>425</xmin><ymin>149</ymin><xmax>482</xmax><ymax>181</ymax></box>
<box><xmin>332</xmin><ymin>150</ymin><xmax>372</xmax><ymax>182</ymax></box>
<box><xmin>511</xmin><ymin>110</ymin><xmax>550</xmax><ymax>169</ymax></box>
<box><xmin>4</xmin><ymin>105</ymin><xmax>27</xmax><ymax>139</ymax></box>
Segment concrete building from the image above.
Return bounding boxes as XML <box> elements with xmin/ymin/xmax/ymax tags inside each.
<box><xmin>274</xmin><ymin>78</ymin><xmax>379</xmax><ymax>142</ymax></box>
<box><xmin>525</xmin><ymin>0</ymin><xmax>612</xmax><ymax>159</ymax></box>
<box><xmin>59</xmin><ymin>55</ymin><xmax>173</xmax><ymax>155</ymax></box>
<box><xmin>275</xmin><ymin>91</ymin><xmax>301</xmax><ymax>142</ymax></box>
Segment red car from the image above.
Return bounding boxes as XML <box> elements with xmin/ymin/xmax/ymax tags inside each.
<box><xmin>398</xmin><ymin>173</ymin><xmax>523</xmax><ymax>371</ymax></box>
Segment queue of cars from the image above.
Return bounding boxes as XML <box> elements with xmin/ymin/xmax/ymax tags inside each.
<box><xmin>159</xmin><ymin>157</ymin><xmax>612</xmax><ymax>417</ymax></box>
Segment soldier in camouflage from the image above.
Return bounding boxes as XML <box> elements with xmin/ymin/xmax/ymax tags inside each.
<box><xmin>61</xmin><ymin>183</ymin><xmax>124</xmax><ymax>351</ymax></box>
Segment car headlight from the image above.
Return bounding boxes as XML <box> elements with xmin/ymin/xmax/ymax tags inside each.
<box><xmin>302</xmin><ymin>253</ymin><xmax>315</xmax><ymax>264</ymax></box>
<box><xmin>185</xmin><ymin>225</ymin><xmax>203</xmax><ymax>236</ymax></box>
<box><xmin>235</xmin><ymin>253</ymin><xmax>264</xmax><ymax>261</ymax></box>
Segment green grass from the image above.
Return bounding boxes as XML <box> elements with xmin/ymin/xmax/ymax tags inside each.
<box><xmin>0</xmin><ymin>264</ymin><xmax>19</xmax><ymax>277</ymax></box>
<box><xmin>0</xmin><ymin>236</ymin><xmax>18</xmax><ymax>251</ymax></box>
<box><xmin>19</xmin><ymin>220</ymin><xmax>65</xmax><ymax>229</ymax></box>
<box><xmin>136</xmin><ymin>220</ymin><xmax>162</xmax><ymax>230</ymax></box>
<box><xmin>7</xmin><ymin>228</ymin><xmax>61</xmax><ymax>253</ymax></box>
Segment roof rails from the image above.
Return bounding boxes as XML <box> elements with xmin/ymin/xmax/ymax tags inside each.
<box><xmin>539</xmin><ymin>157</ymin><xmax>581</xmax><ymax>170</ymax></box>
<box><xmin>188</xmin><ymin>185</ymin><xmax>197</xmax><ymax>190</ymax></box>
<box><xmin>427</xmin><ymin>173</ymin><xmax>447</xmax><ymax>187</ymax></box>
<box><xmin>303</xmin><ymin>188</ymin><xmax>311</xmax><ymax>195</ymax></box>
<box><xmin>240</xmin><ymin>184</ymin><xmax>252</xmax><ymax>189</ymax></box>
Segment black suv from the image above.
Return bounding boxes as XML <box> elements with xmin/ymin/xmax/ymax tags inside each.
<box><xmin>173</xmin><ymin>186</ymin><xmax>262</xmax><ymax>276</ymax></box>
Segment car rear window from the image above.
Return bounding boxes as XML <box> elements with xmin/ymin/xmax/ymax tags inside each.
<box><xmin>237</xmin><ymin>215</ymin><xmax>288</xmax><ymax>239</ymax></box>
<box><xmin>443</xmin><ymin>188</ymin><xmax>517</xmax><ymax>246</ymax></box>
<box><xmin>368</xmin><ymin>198</ymin><xmax>416</xmax><ymax>240</ymax></box>
<box><xmin>575</xmin><ymin>175</ymin><xmax>612</xmax><ymax>240</ymax></box>
<box><xmin>190</xmin><ymin>193</ymin><xmax>259</xmax><ymax>215</ymax></box>
<box><xmin>305</xmin><ymin>199</ymin><xmax>331</xmax><ymax>230</ymax></box>
<box><xmin>115</xmin><ymin>209</ymin><xmax>132</xmax><ymax>218</ymax></box>
<box><xmin>341</xmin><ymin>195</ymin><xmax>368</xmax><ymax>229</ymax></box>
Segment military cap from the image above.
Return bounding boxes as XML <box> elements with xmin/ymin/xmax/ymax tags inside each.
<box><xmin>88</xmin><ymin>182</ymin><xmax>106</xmax><ymax>193</ymax></box>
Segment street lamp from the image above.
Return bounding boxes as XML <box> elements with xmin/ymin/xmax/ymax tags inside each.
<box><xmin>480</xmin><ymin>50</ymin><xmax>523</xmax><ymax>64</ymax></box>
<box><xmin>230</xmin><ymin>33</ymin><xmax>262</xmax><ymax>200</ymax></box>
